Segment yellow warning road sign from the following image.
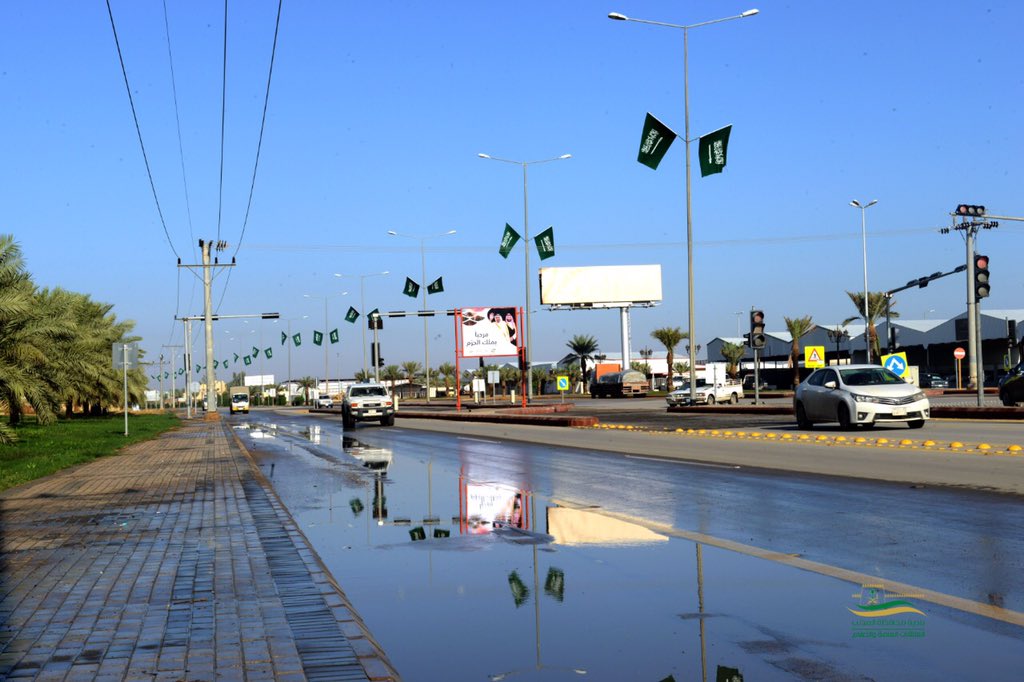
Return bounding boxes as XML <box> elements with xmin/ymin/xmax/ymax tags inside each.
<box><xmin>804</xmin><ymin>346</ymin><xmax>826</xmax><ymax>369</ymax></box>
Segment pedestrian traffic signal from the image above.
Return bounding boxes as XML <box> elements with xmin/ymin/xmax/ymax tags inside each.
<box><xmin>956</xmin><ymin>204</ymin><xmax>986</xmax><ymax>217</ymax></box>
<box><xmin>749</xmin><ymin>310</ymin><xmax>766</xmax><ymax>349</ymax></box>
<box><xmin>974</xmin><ymin>254</ymin><xmax>990</xmax><ymax>299</ymax></box>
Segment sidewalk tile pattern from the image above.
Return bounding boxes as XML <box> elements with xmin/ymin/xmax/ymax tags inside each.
<box><xmin>0</xmin><ymin>419</ymin><xmax>398</xmax><ymax>681</ymax></box>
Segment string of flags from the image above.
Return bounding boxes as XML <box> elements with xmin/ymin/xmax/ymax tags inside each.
<box><xmin>498</xmin><ymin>223</ymin><xmax>555</xmax><ymax>260</ymax></box>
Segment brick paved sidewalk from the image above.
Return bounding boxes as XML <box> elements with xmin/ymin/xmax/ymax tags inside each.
<box><xmin>0</xmin><ymin>418</ymin><xmax>399</xmax><ymax>681</ymax></box>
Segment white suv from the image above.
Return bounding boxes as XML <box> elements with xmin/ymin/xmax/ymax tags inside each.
<box><xmin>315</xmin><ymin>396</ymin><xmax>333</xmax><ymax>409</ymax></box>
<box><xmin>342</xmin><ymin>383</ymin><xmax>395</xmax><ymax>428</ymax></box>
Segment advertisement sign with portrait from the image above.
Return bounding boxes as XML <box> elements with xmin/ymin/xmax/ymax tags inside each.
<box><xmin>459</xmin><ymin>306</ymin><xmax>519</xmax><ymax>357</ymax></box>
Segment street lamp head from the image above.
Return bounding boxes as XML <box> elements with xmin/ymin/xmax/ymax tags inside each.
<box><xmin>387</xmin><ymin>230</ymin><xmax>398</xmax><ymax>236</ymax></box>
<box><xmin>741</xmin><ymin>9</ymin><xmax>760</xmax><ymax>17</ymax></box>
<box><xmin>608</xmin><ymin>12</ymin><xmax>628</xmax><ymax>20</ymax></box>
<box><xmin>477</xmin><ymin>153</ymin><xmax>491</xmax><ymax>159</ymax></box>
<box><xmin>559</xmin><ymin>154</ymin><xmax>572</xmax><ymax>159</ymax></box>
<box><xmin>445</xmin><ymin>229</ymin><xmax>457</xmax><ymax>235</ymax></box>
<box><xmin>866</xmin><ymin>199</ymin><xmax>878</xmax><ymax>208</ymax></box>
<box><xmin>381</xmin><ymin>270</ymin><xmax>390</xmax><ymax>275</ymax></box>
<box><xmin>850</xmin><ymin>200</ymin><xmax>861</xmax><ymax>208</ymax></box>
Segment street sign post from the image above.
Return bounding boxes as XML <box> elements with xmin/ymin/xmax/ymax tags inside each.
<box><xmin>556</xmin><ymin>375</ymin><xmax>569</xmax><ymax>403</ymax></box>
<box><xmin>112</xmin><ymin>342</ymin><xmax>139</xmax><ymax>436</ymax></box>
<box><xmin>954</xmin><ymin>347</ymin><xmax>966</xmax><ymax>389</ymax></box>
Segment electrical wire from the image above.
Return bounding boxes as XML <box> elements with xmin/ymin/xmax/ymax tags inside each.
<box><xmin>233</xmin><ymin>0</ymin><xmax>283</xmax><ymax>260</ymax></box>
<box><xmin>104</xmin><ymin>0</ymin><xmax>180</xmax><ymax>260</ymax></box>
<box><xmin>216</xmin><ymin>0</ymin><xmax>229</xmax><ymax>243</ymax></box>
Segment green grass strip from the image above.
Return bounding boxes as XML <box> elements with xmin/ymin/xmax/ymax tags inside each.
<box><xmin>0</xmin><ymin>413</ymin><xmax>180</xmax><ymax>492</ymax></box>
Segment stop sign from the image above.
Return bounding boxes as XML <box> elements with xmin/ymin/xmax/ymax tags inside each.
<box><xmin>953</xmin><ymin>347</ymin><xmax>966</xmax><ymax>360</ymax></box>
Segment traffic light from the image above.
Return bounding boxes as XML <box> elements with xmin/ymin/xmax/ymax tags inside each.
<box><xmin>371</xmin><ymin>342</ymin><xmax>384</xmax><ymax>367</ymax></box>
<box><xmin>956</xmin><ymin>204</ymin><xmax>986</xmax><ymax>217</ymax></box>
<box><xmin>974</xmin><ymin>254</ymin><xmax>990</xmax><ymax>299</ymax></box>
<box><xmin>888</xmin><ymin>326</ymin><xmax>899</xmax><ymax>353</ymax></box>
<box><xmin>749</xmin><ymin>310</ymin><xmax>766</xmax><ymax>349</ymax></box>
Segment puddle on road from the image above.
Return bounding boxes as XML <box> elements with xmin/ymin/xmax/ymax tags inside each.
<box><xmin>241</xmin><ymin>422</ymin><xmax>1024</xmax><ymax>681</ymax></box>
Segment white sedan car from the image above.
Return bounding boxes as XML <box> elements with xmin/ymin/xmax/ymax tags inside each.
<box><xmin>794</xmin><ymin>364</ymin><xmax>929</xmax><ymax>430</ymax></box>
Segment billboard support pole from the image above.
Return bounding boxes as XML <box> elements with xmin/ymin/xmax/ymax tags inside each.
<box><xmin>620</xmin><ymin>306</ymin><xmax>632</xmax><ymax>375</ymax></box>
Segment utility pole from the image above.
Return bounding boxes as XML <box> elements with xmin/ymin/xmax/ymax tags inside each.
<box><xmin>163</xmin><ymin>344</ymin><xmax>182</xmax><ymax>411</ymax></box>
<box><xmin>157</xmin><ymin>354</ymin><xmax>165</xmax><ymax>410</ymax></box>
<box><xmin>178</xmin><ymin>239</ymin><xmax>234</xmax><ymax>418</ymax></box>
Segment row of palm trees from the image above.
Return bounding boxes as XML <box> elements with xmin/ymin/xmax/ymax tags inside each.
<box><xmin>0</xmin><ymin>235</ymin><xmax>147</xmax><ymax>444</ymax></box>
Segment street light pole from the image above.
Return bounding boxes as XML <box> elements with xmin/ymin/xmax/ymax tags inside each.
<box><xmin>478</xmin><ymin>153</ymin><xmax>571</xmax><ymax>400</ymax></box>
<box><xmin>387</xmin><ymin>230</ymin><xmax>456</xmax><ymax>402</ymax></box>
<box><xmin>850</xmin><ymin>199</ymin><xmax>878</xmax><ymax>363</ymax></box>
<box><xmin>304</xmin><ymin>291</ymin><xmax>347</xmax><ymax>398</ymax></box>
<box><xmin>609</xmin><ymin>8</ymin><xmax>759</xmax><ymax>404</ymax></box>
<box><xmin>335</xmin><ymin>271</ymin><xmax>389</xmax><ymax>379</ymax></box>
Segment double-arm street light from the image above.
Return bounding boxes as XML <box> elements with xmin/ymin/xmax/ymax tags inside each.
<box><xmin>335</xmin><ymin>271</ymin><xmax>390</xmax><ymax>378</ymax></box>
<box><xmin>609</xmin><ymin>8</ymin><xmax>759</xmax><ymax>404</ymax></box>
<box><xmin>387</xmin><ymin>229</ymin><xmax>457</xmax><ymax>402</ymax></box>
<box><xmin>303</xmin><ymin>290</ymin><xmax>348</xmax><ymax>395</ymax></box>
<box><xmin>478</xmin><ymin>152</ymin><xmax>571</xmax><ymax>400</ymax></box>
<box><xmin>850</xmin><ymin>199</ymin><xmax>878</xmax><ymax>362</ymax></box>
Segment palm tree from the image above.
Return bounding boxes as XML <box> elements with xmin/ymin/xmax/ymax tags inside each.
<box><xmin>843</xmin><ymin>292</ymin><xmax>896</xmax><ymax>362</ymax></box>
<box><xmin>437</xmin><ymin>362</ymin><xmax>456</xmax><ymax>396</ymax></box>
<box><xmin>353</xmin><ymin>369</ymin><xmax>371</xmax><ymax>382</ymax></box>
<box><xmin>565</xmin><ymin>334</ymin><xmax>598</xmax><ymax>390</ymax></box>
<box><xmin>401</xmin><ymin>360</ymin><xmax>422</xmax><ymax>383</ymax></box>
<box><xmin>719</xmin><ymin>341</ymin><xmax>746</xmax><ymax>378</ymax></box>
<box><xmin>381</xmin><ymin>364</ymin><xmax>403</xmax><ymax>392</ymax></box>
<box><xmin>530</xmin><ymin>366</ymin><xmax>550</xmax><ymax>395</ymax></box>
<box><xmin>650</xmin><ymin>327</ymin><xmax>687</xmax><ymax>390</ymax></box>
<box><xmin>296</xmin><ymin>376</ymin><xmax>317</xmax><ymax>405</ymax></box>
<box><xmin>499</xmin><ymin>365</ymin><xmax>519</xmax><ymax>397</ymax></box>
<box><xmin>784</xmin><ymin>315</ymin><xmax>816</xmax><ymax>387</ymax></box>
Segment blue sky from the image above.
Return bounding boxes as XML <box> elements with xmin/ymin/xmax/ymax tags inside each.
<box><xmin>2</xmin><ymin>1</ymin><xmax>1021</xmax><ymax>384</ymax></box>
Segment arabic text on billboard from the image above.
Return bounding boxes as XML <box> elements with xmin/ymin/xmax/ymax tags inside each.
<box><xmin>461</xmin><ymin>307</ymin><xmax>518</xmax><ymax>357</ymax></box>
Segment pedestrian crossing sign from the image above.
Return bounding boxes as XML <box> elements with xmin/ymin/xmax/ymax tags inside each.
<box><xmin>804</xmin><ymin>345</ymin><xmax>826</xmax><ymax>369</ymax></box>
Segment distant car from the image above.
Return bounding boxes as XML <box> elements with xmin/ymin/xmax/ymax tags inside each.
<box><xmin>999</xmin><ymin>361</ymin><xmax>1024</xmax><ymax>407</ymax></box>
<box><xmin>794</xmin><ymin>364</ymin><xmax>929</xmax><ymax>430</ymax></box>
<box><xmin>342</xmin><ymin>382</ymin><xmax>395</xmax><ymax>428</ymax></box>
<box><xmin>315</xmin><ymin>396</ymin><xmax>333</xmax><ymax>409</ymax></box>
<box><xmin>918</xmin><ymin>372</ymin><xmax>949</xmax><ymax>389</ymax></box>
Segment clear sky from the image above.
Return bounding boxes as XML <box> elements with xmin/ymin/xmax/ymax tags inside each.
<box><xmin>2</xmin><ymin>1</ymin><xmax>1021</xmax><ymax>386</ymax></box>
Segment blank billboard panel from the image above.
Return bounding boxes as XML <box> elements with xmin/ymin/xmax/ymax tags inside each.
<box><xmin>539</xmin><ymin>265</ymin><xmax>662</xmax><ymax>307</ymax></box>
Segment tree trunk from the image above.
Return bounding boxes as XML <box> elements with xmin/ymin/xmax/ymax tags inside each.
<box><xmin>65</xmin><ymin>399</ymin><xmax>74</xmax><ymax>418</ymax></box>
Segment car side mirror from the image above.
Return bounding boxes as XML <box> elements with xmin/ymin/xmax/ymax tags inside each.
<box><xmin>824</xmin><ymin>380</ymin><xmax>837</xmax><ymax>389</ymax></box>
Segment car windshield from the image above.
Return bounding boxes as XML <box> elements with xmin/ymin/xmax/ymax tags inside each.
<box><xmin>351</xmin><ymin>387</ymin><xmax>387</xmax><ymax>397</ymax></box>
<box><xmin>232</xmin><ymin>395</ymin><xmax>247</xmax><ymax>403</ymax></box>
<box><xmin>839</xmin><ymin>368</ymin><xmax>905</xmax><ymax>386</ymax></box>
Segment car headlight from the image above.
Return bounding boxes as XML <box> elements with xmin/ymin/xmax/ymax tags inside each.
<box><xmin>912</xmin><ymin>391</ymin><xmax>926</xmax><ymax>402</ymax></box>
<box><xmin>850</xmin><ymin>393</ymin><xmax>883</xmax><ymax>404</ymax></box>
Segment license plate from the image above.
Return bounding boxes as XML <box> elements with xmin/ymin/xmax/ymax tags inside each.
<box><xmin>892</xmin><ymin>407</ymin><xmax>907</xmax><ymax>417</ymax></box>
<box><xmin>366</xmin><ymin>410</ymin><xmax>379</xmax><ymax>416</ymax></box>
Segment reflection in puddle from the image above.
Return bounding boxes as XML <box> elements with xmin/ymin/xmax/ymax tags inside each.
<box><xmin>240</xmin><ymin>419</ymin><xmax>1024</xmax><ymax>681</ymax></box>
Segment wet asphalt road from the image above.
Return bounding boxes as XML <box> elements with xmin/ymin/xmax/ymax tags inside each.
<box><xmin>234</xmin><ymin>411</ymin><xmax>1024</xmax><ymax>681</ymax></box>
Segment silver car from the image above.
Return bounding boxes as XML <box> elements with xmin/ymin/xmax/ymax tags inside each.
<box><xmin>794</xmin><ymin>364</ymin><xmax>929</xmax><ymax>430</ymax></box>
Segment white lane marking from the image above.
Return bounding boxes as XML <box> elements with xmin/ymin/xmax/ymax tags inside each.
<box><xmin>456</xmin><ymin>436</ymin><xmax>501</xmax><ymax>444</ymax></box>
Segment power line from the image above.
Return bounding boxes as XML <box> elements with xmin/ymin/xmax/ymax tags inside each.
<box><xmin>216</xmin><ymin>0</ymin><xmax>229</xmax><ymax>243</ymax></box>
<box><xmin>161</xmin><ymin>0</ymin><xmax>197</xmax><ymax>262</ymax></box>
<box><xmin>232</xmin><ymin>0</ymin><xmax>284</xmax><ymax>260</ymax></box>
<box><xmin>104</xmin><ymin>0</ymin><xmax>180</xmax><ymax>259</ymax></box>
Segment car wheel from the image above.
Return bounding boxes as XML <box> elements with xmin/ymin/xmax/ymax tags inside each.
<box><xmin>837</xmin><ymin>404</ymin><xmax>853</xmax><ymax>430</ymax></box>
<box><xmin>706</xmin><ymin>395</ymin><xmax>715</xmax><ymax>405</ymax></box>
<box><xmin>380</xmin><ymin>414</ymin><xmax>394</xmax><ymax>427</ymax></box>
<box><xmin>795</xmin><ymin>403</ymin><xmax>812</xmax><ymax>430</ymax></box>
<box><xmin>342</xmin><ymin>410</ymin><xmax>355</xmax><ymax>429</ymax></box>
<box><xmin>1001</xmin><ymin>391</ymin><xmax>1016</xmax><ymax>407</ymax></box>
<box><xmin>729</xmin><ymin>393</ymin><xmax>738</xmax><ymax>405</ymax></box>
<box><xmin>908</xmin><ymin>420</ymin><xmax>926</xmax><ymax>429</ymax></box>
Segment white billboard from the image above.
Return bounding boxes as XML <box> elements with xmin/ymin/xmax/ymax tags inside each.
<box><xmin>539</xmin><ymin>265</ymin><xmax>662</xmax><ymax>307</ymax></box>
<box><xmin>460</xmin><ymin>307</ymin><xmax>519</xmax><ymax>357</ymax></box>
<box><xmin>244</xmin><ymin>374</ymin><xmax>275</xmax><ymax>387</ymax></box>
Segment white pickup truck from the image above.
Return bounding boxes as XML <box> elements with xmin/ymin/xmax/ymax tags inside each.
<box><xmin>666</xmin><ymin>380</ymin><xmax>744</xmax><ymax>406</ymax></box>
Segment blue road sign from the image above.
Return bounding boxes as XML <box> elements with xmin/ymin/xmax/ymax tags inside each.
<box><xmin>882</xmin><ymin>353</ymin><xmax>908</xmax><ymax>377</ymax></box>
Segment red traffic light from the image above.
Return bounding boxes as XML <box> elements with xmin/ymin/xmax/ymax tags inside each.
<box><xmin>956</xmin><ymin>204</ymin><xmax>986</xmax><ymax>217</ymax></box>
<box><xmin>975</xmin><ymin>255</ymin><xmax>989</xmax><ymax>269</ymax></box>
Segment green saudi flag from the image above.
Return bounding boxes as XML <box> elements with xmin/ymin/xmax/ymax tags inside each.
<box><xmin>223</xmin><ymin>359</ymin><xmax>228</xmax><ymax>368</ymax></box>
<box><xmin>281</xmin><ymin>331</ymin><xmax>287</xmax><ymax>345</ymax></box>
<box><xmin>314</xmin><ymin>331</ymin><xmax>324</xmax><ymax>346</ymax></box>
<box><xmin>345</xmin><ymin>306</ymin><xmax>359</xmax><ymax>323</ymax></box>
<box><xmin>329</xmin><ymin>329</ymin><xmax>339</xmax><ymax>344</ymax></box>
<box><xmin>499</xmin><ymin>223</ymin><xmax>521</xmax><ymax>258</ymax></box>
<box><xmin>403</xmin><ymin>277</ymin><xmax>420</xmax><ymax>298</ymax></box>
<box><xmin>214</xmin><ymin>360</ymin><xmax>220</xmax><ymax>369</ymax></box>
<box><xmin>244</xmin><ymin>355</ymin><xmax>252</xmax><ymax>366</ymax></box>
<box><xmin>233</xmin><ymin>353</ymin><xmax>239</xmax><ymax>363</ymax></box>
<box><xmin>534</xmin><ymin>226</ymin><xmax>555</xmax><ymax>261</ymax></box>
<box><xmin>264</xmin><ymin>347</ymin><xmax>273</xmax><ymax>359</ymax></box>
<box><xmin>252</xmin><ymin>346</ymin><xmax>260</xmax><ymax>358</ymax></box>
<box><xmin>195</xmin><ymin>364</ymin><xmax>202</xmax><ymax>374</ymax></box>
<box><xmin>292</xmin><ymin>333</ymin><xmax>301</xmax><ymax>347</ymax></box>
<box><xmin>698</xmin><ymin>125</ymin><xmax>732</xmax><ymax>177</ymax></box>
<box><xmin>427</xmin><ymin>277</ymin><xmax>443</xmax><ymax>294</ymax></box>
<box><xmin>178</xmin><ymin>368</ymin><xmax>184</xmax><ymax>376</ymax></box>
<box><xmin>637</xmin><ymin>112</ymin><xmax>677</xmax><ymax>170</ymax></box>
